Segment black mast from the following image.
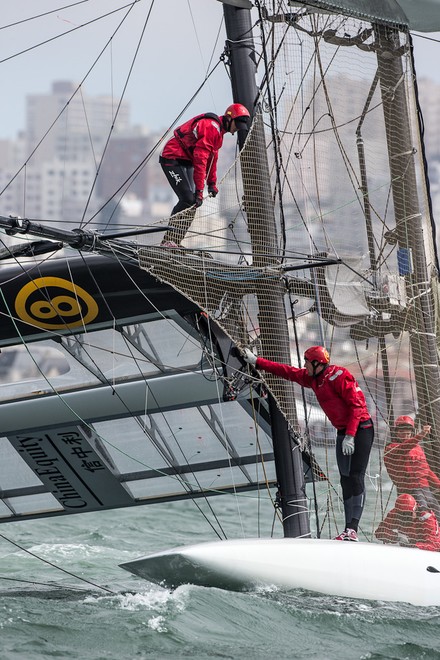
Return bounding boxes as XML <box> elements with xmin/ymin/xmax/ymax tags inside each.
<box><xmin>221</xmin><ymin>0</ymin><xmax>310</xmax><ymax>538</ymax></box>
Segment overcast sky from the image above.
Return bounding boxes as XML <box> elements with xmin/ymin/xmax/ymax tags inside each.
<box><xmin>0</xmin><ymin>1</ymin><xmax>439</xmax><ymax>140</ymax></box>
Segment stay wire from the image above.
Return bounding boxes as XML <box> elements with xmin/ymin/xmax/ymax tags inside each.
<box><xmin>0</xmin><ymin>275</ymin><xmax>231</xmax><ymax>537</ymax></box>
<box><xmin>51</xmin><ymin>248</ymin><xmax>229</xmax><ymax>539</ymax></box>
<box><xmin>0</xmin><ymin>531</ymin><xmax>115</xmax><ymax>594</ymax></box>
<box><xmin>0</xmin><ymin>2</ymin><xmax>140</xmax><ymax>65</ymax></box>
<box><xmin>0</xmin><ymin>243</ymin><xmax>277</xmax><ymax>517</ymax></box>
<box><xmin>287</xmin><ymin>288</ymin><xmax>321</xmax><ymax>538</ymax></box>
<box><xmin>256</xmin><ymin>1</ymin><xmax>287</xmax><ymax>255</ymax></box>
<box><xmin>98</xmin><ymin>249</ymin><xmax>230</xmax><ymax>539</ymax></box>
<box><xmin>0</xmin><ymin>576</ymin><xmax>88</xmax><ymax>591</ymax></box>
<box><xmin>0</xmin><ymin>0</ymin><xmax>107</xmax><ymax>32</ymax></box>
<box><xmin>80</xmin><ymin>0</ymin><xmax>157</xmax><ymax>226</ymax></box>
<box><xmin>0</xmin><ymin>2</ymin><xmax>138</xmax><ymax>198</ymax></box>
<box><xmin>409</xmin><ymin>31</ymin><xmax>440</xmax><ymax>274</ymax></box>
<box><xmin>247</xmin><ymin>376</ymin><xmax>284</xmax><ymax>532</ymax></box>
<box><xmin>198</xmin><ymin>265</ymin><xmax>247</xmax><ymax>538</ymax></box>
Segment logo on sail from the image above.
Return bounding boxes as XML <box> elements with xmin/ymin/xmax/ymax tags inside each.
<box><xmin>15</xmin><ymin>276</ymin><xmax>99</xmax><ymax>330</ymax></box>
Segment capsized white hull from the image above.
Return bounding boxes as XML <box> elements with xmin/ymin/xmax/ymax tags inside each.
<box><xmin>119</xmin><ymin>537</ymin><xmax>440</xmax><ymax>606</ymax></box>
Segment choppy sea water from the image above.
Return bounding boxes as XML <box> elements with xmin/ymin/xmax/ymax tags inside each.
<box><xmin>0</xmin><ymin>500</ymin><xmax>439</xmax><ymax>660</ymax></box>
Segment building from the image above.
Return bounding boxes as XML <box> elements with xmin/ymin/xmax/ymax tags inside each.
<box><xmin>4</xmin><ymin>81</ymin><xmax>133</xmax><ymax>225</ymax></box>
<box><xmin>26</xmin><ymin>81</ymin><xmax>130</xmax><ymax>163</ymax></box>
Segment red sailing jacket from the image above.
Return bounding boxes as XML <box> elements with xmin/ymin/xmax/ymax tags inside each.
<box><xmin>161</xmin><ymin>114</ymin><xmax>225</xmax><ymax>191</ymax></box>
<box><xmin>375</xmin><ymin>508</ymin><xmax>440</xmax><ymax>552</ymax></box>
<box><xmin>384</xmin><ymin>433</ymin><xmax>440</xmax><ymax>492</ymax></box>
<box><xmin>255</xmin><ymin>358</ymin><xmax>370</xmax><ymax>437</ymax></box>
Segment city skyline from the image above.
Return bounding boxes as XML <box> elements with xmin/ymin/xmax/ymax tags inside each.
<box><xmin>0</xmin><ymin>2</ymin><xmax>439</xmax><ymax>141</ymax></box>
<box><xmin>0</xmin><ymin>0</ymin><xmax>231</xmax><ymax>141</ymax></box>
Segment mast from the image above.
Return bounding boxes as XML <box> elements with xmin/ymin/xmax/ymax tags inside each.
<box><xmin>221</xmin><ymin>0</ymin><xmax>310</xmax><ymax>538</ymax></box>
<box><xmin>375</xmin><ymin>25</ymin><xmax>440</xmax><ymax>462</ymax></box>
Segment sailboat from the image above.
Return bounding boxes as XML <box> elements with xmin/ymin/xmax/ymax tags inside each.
<box><xmin>1</xmin><ymin>0</ymin><xmax>440</xmax><ymax>607</ymax></box>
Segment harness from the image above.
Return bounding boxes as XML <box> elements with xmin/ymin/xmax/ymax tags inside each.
<box><xmin>174</xmin><ymin>113</ymin><xmax>222</xmax><ymax>160</ymax></box>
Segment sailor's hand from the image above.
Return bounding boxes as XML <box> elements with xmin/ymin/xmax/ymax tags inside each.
<box><xmin>194</xmin><ymin>190</ymin><xmax>204</xmax><ymax>208</ymax></box>
<box><xmin>422</xmin><ymin>424</ymin><xmax>431</xmax><ymax>435</ymax></box>
<box><xmin>242</xmin><ymin>348</ymin><xmax>257</xmax><ymax>366</ymax></box>
<box><xmin>208</xmin><ymin>184</ymin><xmax>218</xmax><ymax>198</ymax></box>
<box><xmin>342</xmin><ymin>435</ymin><xmax>355</xmax><ymax>455</ymax></box>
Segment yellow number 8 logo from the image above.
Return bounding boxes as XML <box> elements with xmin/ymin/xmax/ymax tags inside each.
<box><xmin>15</xmin><ymin>277</ymin><xmax>99</xmax><ymax>330</ymax></box>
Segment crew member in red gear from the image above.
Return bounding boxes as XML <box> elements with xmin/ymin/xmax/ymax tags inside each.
<box><xmin>243</xmin><ymin>345</ymin><xmax>374</xmax><ymax>542</ymax></box>
<box><xmin>384</xmin><ymin>415</ymin><xmax>440</xmax><ymax>520</ymax></box>
<box><xmin>375</xmin><ymin>493</ymin><xmax>440</xmax><ymax>552</ymax></box>
<box><xmin>159</xmin><ymin>103</ymin><xmax>250</xmax><ymax>247</ymax></box>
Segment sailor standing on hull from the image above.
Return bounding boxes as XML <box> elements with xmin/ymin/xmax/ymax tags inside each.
<box><xmin>243</xmin><ymin>345</ymin><xmax>374</xmax><ymax>541</ymax></box>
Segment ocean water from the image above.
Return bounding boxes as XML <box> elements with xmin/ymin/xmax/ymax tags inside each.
<box><xmin>0</xmin><ymin>499</ymin><xmax>440</xmax><ymax>660</ymax></box>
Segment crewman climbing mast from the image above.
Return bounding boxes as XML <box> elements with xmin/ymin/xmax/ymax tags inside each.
<box><xmin>159</xmin><ymin>103</ymin><xmax>250</xmax><ymax>247</ymax></box>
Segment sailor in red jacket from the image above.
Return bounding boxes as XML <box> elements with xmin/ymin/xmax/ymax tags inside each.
<box><xmin>160</xmin><ymin>103</ymin><xmax>250</xmax><ymax>247</ymax></box>
<box><xmin>375</xmin><ymin>493</ymin><xmax>440</xmax><ymax>552</ymax></box>
<box><xmin>384</xmin><ymin>416</ymin><xmax>440</xmax><ymax>520</ymax></box>
<box><xmin>243</xmin><ymin>345</ymin><xmax>374</xmax><ymax>542</ymax></box>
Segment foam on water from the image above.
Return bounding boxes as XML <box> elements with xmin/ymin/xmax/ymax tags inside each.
<box><xmin>0</xmin><ymin>505</ymin><xmax>439</xmax><ymax>659</ymax></box>
<box><xmin>84</xmin><ymin>583</ymin><xmax>188</xmax><ymax>611</ymax></box>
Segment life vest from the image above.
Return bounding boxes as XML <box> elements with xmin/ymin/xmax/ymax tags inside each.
<box><xmin>173</xmin><ymin>113</ymin><xmax>222</xmax><ymax>160</ymax></box>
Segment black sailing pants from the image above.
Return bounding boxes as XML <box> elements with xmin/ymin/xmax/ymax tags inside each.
<box><xmin>336</xmin><ymin>419</ymin><xmax>374</xmax><ymax>530</ymax></box>
<box><xmin>160</xmin><ymin>156</ymin><xmax>196</xmax><ymax>244</ymax></box>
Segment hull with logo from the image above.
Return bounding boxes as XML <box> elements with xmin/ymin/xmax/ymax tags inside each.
<box><xmin>0</xmin><ymin>254</ymin><xmax>198</xmax><ymax>346</ymax></box>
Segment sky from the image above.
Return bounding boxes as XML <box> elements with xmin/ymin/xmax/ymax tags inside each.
<box><xmin>0</xmin><ymin>0</ymin><xmax>231</xmax><ymax>139</ymax></box>
<box><xmin>0</xmin><ymin>0</ymin><xmax>439</xmax><ymax>141</ymax></box>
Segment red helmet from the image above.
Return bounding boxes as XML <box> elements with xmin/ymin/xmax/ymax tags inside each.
<box><xmin>304</xmin><ymin>346</ymin><xmax>330</xmax><ymax>365</ymax></box>
<box><xmin>395</xmin><ymin>415</ymin><xmax>415</xmax><ymax>429</ymax></box>
<box><xmin>224</xmin><ymin>103</ymin><xmax>250</xmax><ymax>120</ymax></box>
<box><xmin>395</xmin><ymin>493</ymin><xmax>417</xmax><ymax>512</ymax></box>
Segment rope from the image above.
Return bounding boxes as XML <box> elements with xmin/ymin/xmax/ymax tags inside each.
<box><xmin>0</xmin><ymin>532</ymin><xmax>115</xmax><ymax>594</ymax></box>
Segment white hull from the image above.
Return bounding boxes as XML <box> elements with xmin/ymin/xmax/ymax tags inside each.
<box><xmin>120</xmin><ymin>537</ymin><xmax>440</xmax><ymax>606</ymax></box>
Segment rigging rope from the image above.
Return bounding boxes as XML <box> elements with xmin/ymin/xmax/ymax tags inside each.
<box><xmin>0</xmin><ymin>531</ymin><xmax>115</xmax><ymax>594</ymax></box>
<box><xmin>0</xmin><ymin>1</ymin><xmax>139</xmax><ymax>199</ymax></box>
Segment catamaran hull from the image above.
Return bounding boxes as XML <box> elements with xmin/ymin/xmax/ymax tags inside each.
<box><xmin>119</xmin><ymin>537</ymin><xmax>440</xmax><ymax>606</ymax></box>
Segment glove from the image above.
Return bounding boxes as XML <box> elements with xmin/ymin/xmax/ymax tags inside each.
<box><xmin>194</xmin><ymin>190</ymin><xmax>204</xmax><ymax>208</ymax></box>
<box><xmin>341</xmin><ymin>435</ymin><xmax>355</xmax><ymax>455</ymax></box>
<box><xmin>208</xmin><ymin>184</ymin><xmax>218</xmax><ymax>198</ymax></box>
<box><xmin>242</xmin><ymin>347</ymin><xmax>257</xmax><ymax>366</ymax></box>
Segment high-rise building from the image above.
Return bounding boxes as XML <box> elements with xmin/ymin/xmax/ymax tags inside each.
<box><xmin>3</xmin><ymin>81</ymin><xmax>135</xmax><ymax>224</ymax></box>
<box><xmin>26</xmin><ymin>81</ymin><xmax>130</xmax><ymax>163</ymax></box>
<box><xmin>96</xmin><ymin>127</ymin><xmax>150</xmax><ymax>207</ymax></box>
